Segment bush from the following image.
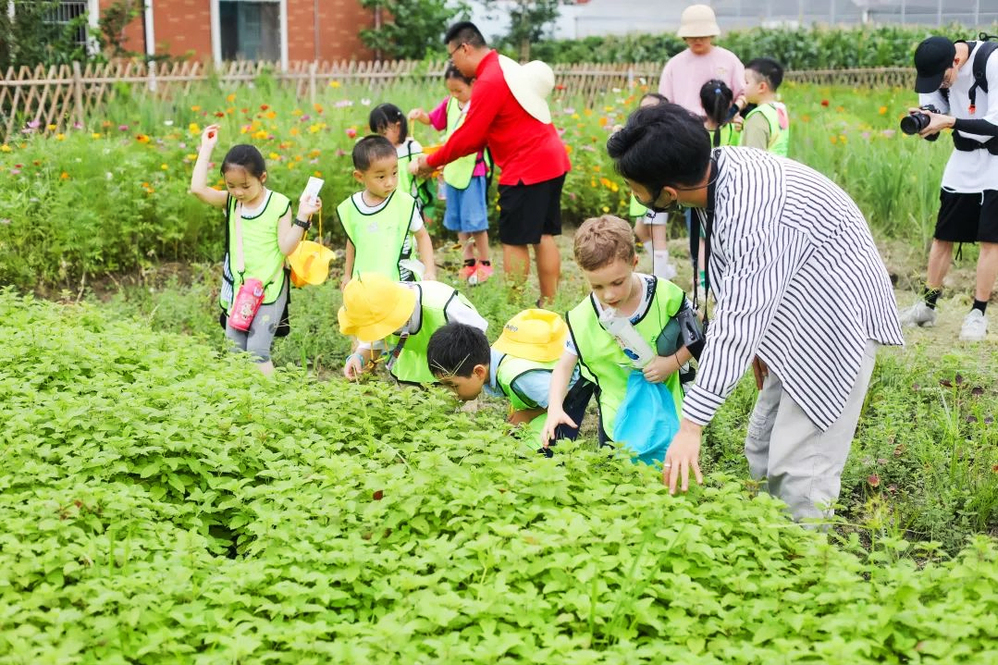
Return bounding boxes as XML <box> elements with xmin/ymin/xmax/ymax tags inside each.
<box><xmin>2</xmin><ymin>290</ymin><xmax>997</xmax><ymax>662</ymax></box>
<box><xmin>531</xmin><ymin>23</ymin><xmax>998</xmax><ymax>68</ymax></box>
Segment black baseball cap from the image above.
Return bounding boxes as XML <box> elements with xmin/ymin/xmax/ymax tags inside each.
<box><xmin>914</xmin><ymin>36</ymin><xmax>956</xmax><ymax>93</ymax></box>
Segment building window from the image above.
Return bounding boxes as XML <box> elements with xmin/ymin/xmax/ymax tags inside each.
<box><xmin>44</xmin><ymin>0</ymin><xmax>90</xmax><ymax>49</ymax></box>
<box><xmin>219</xmin><ymin>0</ymin><xmax>281</xmax><ymax>61</ymax></box>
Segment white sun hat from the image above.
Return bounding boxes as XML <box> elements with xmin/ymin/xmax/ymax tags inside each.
<box><xmin>677</xmin><ymin>4</ymin><xmax>721</xmax><ymax>38</ymax></box>
<box><xmin>498</xmin><ymin>54</ymin><xmax>555</xmax><ymax>124</ymax></box>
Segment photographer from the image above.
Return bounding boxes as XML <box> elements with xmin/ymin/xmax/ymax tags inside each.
<box><xmin>899</xmin><ymin>36</ymin><xmax>998</xmax><ymax>342</ymax></box>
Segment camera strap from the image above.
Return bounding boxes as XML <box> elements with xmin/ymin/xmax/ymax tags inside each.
<box><xmin>691</xmin><ymin>153</ymin><xmax>720</xmax><ymax>328</ymax></box>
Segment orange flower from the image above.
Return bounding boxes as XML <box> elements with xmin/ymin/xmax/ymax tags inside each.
<box><xmin>60</xmin><ymin>171</ymin><xmax>70</xmax><ymax>180</ymax></box>
<box><xmin>878</xmin><ymin>106</ymin><xmax>888</xmax><ymax>115</ymax></box>
<box><xmin>136</xmin><ymin>134</ymin><xmax>151</xmax><ymax>143</ymax></box>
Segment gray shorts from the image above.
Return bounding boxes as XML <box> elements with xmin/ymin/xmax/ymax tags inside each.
<box><xmin>224</xmin><ymin>278</ymin><xmax>289</xmax><ymax>363</ymax></box>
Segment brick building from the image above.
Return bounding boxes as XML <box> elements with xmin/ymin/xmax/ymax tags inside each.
<box><xmin>89</xmin><ymin>0</ymin><xmax>375</xmax><ymax>65</ymax></box>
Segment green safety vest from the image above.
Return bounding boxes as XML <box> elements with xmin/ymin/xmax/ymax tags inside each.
<box><xmin>337</xmin><ymin>191</ymin><xmax>416</xmax><ymax>281</ymax></box>
<box><xmin>396</xmin><ymin>139</ymin><xmax>421</xmax><ymax>200</ymax></box>
<box><xmin>565</xmin><ymin>277</ymin><xmax>686</xmax><ymax>438</ymax></box>
<box><xmin>709</xmin><ymin>123</ymin><xmax>738</xmax><ymax>148</ymax></box>
<box><xmin>742</xmin><ymin>102</ymin><xmax>790</xmax><ymax>156</ymax></box>
<box><xmin>388</xmin><ymin>281</ymin><xmax>478</xmax><ymax>384</ymax></box>
<box><xmin>221</xmin><ymin>191</ymin><xmax>291</xmax><ymax>311</ymax></box>
<box><xmin>494</xmin><ymin>352</ymin><xmax>558</xmax><ymax>437</ymax></box>
<box><xmin>628</xmin><ymin>194</ymin><xmax>647</xmax><ymax>219</ymax></box>
<box><xmin>443</xmin><ymin>97</ymin><xmax>491</xmax><ymax>190</ymax></box>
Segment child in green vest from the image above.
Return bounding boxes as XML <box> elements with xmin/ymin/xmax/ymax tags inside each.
<box><xmin>336</xmin><ymin>135</ymin><xmax>436</xmax><ymax>289</ymax></box>
<box><xmin>369</xmin><ymin>103</ymin><xmax>437</xmax><ymax>224</ymax></box>
<box><xmin>740</xmin><ymin>58</ymin><xmax>790</xmax><ymax>156</ymax></box>
<box><xmin>543</xmin><ymin>215</ymin><xmax>701</xmax><ymax>458</ymax></box>
<box><xmin>338</xmin><ymin>273</ymin><xmax>487</xmax><ymax>384</ymax></box>
<box><xmin>625</xmin><ymin>92</ymin><xmax>676</xmax><ymax>281</ymax></box>
<box><xmin>189</xmin><ymin>124</ymin><xmax>321</xmax><ymax>376</ymax></box>
<box><xmin>409</xmin><ymin>64</ymin><xmax>494</xmax><ymax>285</ymax></box>
<box><xmin>425</xmin><ymin>311</ymin><xmax>593</xmax><ymax>441</ymax></box>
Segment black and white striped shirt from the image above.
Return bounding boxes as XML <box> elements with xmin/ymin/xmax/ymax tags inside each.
<box><xmin>683</xmin><ymin>147</ymin><xmax>905</xmax><ymax>431</ymax></box>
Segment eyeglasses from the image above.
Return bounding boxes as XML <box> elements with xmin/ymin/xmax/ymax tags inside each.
<box><xmin>447</xmin><ymin>43</ymin><xmax>466</xmax><ymax>59</ymax></box>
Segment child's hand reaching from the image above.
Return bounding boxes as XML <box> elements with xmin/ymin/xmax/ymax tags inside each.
<box><xmin>540</xmin><ymin>405</ymin><xmax>576</xmax><ymax>449</ymax></box>
<box><xmin>343</xmin><ymin>353</ymin><xmax>366</xmax><ymax>380</ymax></box>
<box><xmin>407</xmin><ymin>108</ymin><xmax>430</xmax><ymax>125</ymax></box>
<box><xmin>200</xmin><ymin>124</ymin><xmax>220</xmax><ymax>152</ymax></box>
<box><xmin>298</xmin><ymin>195</ymin><xmax>322</xmax><ymax>220</ymax></box>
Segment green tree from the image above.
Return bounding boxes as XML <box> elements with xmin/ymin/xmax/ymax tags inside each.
<box><xmin>481</xmin><ymin>0</ymin><xmax>561</xmax><ymax>61</ymax></box>
<box><xmin>359</xmin><ymin>0</ymin><xmax>471</xmax><ymax>60</ymax></box>
<box><xmin>0</xmin><ymin>0</ymin><xmax>93</xmax><ymax>69</ymax></box>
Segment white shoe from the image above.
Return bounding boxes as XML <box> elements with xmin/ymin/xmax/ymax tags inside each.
<box><xmin>898</xmin><ymin>300</ymin><xmax>937</xmax><ymax>328</ymax></box>
<box><xmin>959</xmin><ymin>309</ymin><xmax>988</xmax><ymax>342</ymax></box>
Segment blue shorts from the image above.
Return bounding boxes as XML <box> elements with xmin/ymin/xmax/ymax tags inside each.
<box><xmin>443</xmin><ymin>176</ymin><xmax>489</xmax><ymax>234</ymax></box>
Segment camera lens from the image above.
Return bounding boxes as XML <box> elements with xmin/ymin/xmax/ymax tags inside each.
<box><xmin>899</xmin><ymin>112</ymin><xmax>929</xmax><ymax>135</ymax></box>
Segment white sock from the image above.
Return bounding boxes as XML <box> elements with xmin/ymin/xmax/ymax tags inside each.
<box><xmin>652</xmin><ymin>251</ymin><xmax>676</xmax><ymax>280</ymax></box>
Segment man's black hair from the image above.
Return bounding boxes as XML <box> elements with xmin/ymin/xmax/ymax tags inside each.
<box><xmin>606</xmin><ymin>103</ymin><xmax>711</xmax><ymax>191</ymax></box>
<box><xmin>444</xmin><ymin>21</ymin><xmax>487</xmax><ymax>49</ymax></box>
<box><xmin>352</xmin><ymin>135</ymin><xmax>396</xmax><ymax>171</ymax></box>
<box><xmin>746</xmin><ymin>57</ymin><xmax>785</xmax><ymax>92</ymax></box>
<box><xmin>368</xmin><ymin>103</ymin><xmax>409</xmax><ymax>144</ymax></box>
<box><xmin>427</xmin><ymin>323</ymin><xmax>490</xmax><ymax>378</ymax></box>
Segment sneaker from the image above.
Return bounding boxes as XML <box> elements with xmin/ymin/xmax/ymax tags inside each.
<box><xmin>959</xmin><ymin>309</ymin><xmax>988</xmax><ymax>342</ymax></box>
<box><xmin>474</xmin><ymin>263</ymin><xmax>494</xmax><ymax>284</ymax></box>
<box><xmin>898</xmin><ymin>300</ymin><xmax>937</xmax><ymax>328</ymax></box>
<box><xmin>458</xmin><ymin>261</ymin><xmax>477</xmax><ymax>282</ymax></box>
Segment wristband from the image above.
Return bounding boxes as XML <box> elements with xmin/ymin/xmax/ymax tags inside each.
<box><xmin>346</xmin><ymin>352</ymin><xmax>366</xmax><ymax>366</ymax></box>
<box><xmin>293</xmin><ymin>217</ymin><xmax>311</xmax><ymax>231</ymax></box>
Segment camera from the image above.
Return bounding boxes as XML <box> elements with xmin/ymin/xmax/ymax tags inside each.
<box><xmin>900</xmin><ymin>104</ymin><xmax>940</xmax><ymax>140</ymax></box>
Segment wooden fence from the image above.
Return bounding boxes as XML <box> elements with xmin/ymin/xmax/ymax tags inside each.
<box><xmin>0</xmin><ymin>59</ymin><xmax>916</xmax><ymax>141</ymax></box>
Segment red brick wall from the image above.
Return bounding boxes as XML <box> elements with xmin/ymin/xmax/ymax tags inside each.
<box><xmin>98</xmin><ymin>0</ymin><xmax>374</xmax><ymax>63</ymax></box>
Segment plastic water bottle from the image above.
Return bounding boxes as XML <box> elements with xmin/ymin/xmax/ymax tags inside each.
<box><xmin>599</xmin><ymin>307</ymin><xmax>656</xmax><ymax>368</ymax></box>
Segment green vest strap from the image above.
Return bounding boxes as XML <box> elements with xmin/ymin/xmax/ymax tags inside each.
<box><xmin>337</xmin><ymin>191</ymin><xmax>416</xmax><ymax>281</ymax></box>
<box><xmin>442</xmin><ymin>97</ymin><xmax>484</xmax><ymax>190</ymax></box>
<box><xmin>566</xmin><ymin>277</ymin><xmax>686</xmax><ymax>437</ymax></box>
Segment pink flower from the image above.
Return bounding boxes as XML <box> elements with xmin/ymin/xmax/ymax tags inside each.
<box><xmin>334</xmin><ymin>100</ymin><xmax>353</xmax><ymax>108</ymax></box>
<box><xmin>345</xmin><ymin>128</ymin><xmax>357</xmax><ymax>138</ymax></box>
<box><xmin>118</xmin><ymin>124</ymin><xmax>129</xmax><ymax>131</ymax></box>
<box><xmin>27</xmin><ymin>120</ymin><xmax>41</xmax><ymax>129</ymax></box>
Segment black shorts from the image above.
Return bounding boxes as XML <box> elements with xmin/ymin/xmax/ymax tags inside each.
<box><xmin>935</xmin><ymin>189</ymin><xmax>998</xmax><ymax>243</ymax></box>
<box><xmin>497</xmin><ymin>174</ymin><xmax>566</xmax><ymax>245</ymax></box>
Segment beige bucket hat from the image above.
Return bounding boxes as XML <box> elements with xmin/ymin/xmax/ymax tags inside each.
<box><xmin>498</xmin><ymin>54</ymin><xmax>555</xmax><ymax>124</ymax></box>
<box><xmin>677</xmin><ymin>4</ymin><xmax>721</xmax><ymax>38</ymax></box>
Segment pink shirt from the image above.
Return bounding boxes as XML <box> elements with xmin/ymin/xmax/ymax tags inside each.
<box><xmin>657</xmin><ymin>46</ymin><xmax>745</xmax><ymax>116</ymax></box>
<box><xmin>428</xmin><ymin>97</ymin><xmax>487</xmax><ymax>177</ymax></box>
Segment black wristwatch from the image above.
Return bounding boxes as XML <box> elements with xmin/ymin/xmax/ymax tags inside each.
<box><xmin>293</xmin><ymin>217</ymin><xmax>311</xmax><ymax>231</ymax></box>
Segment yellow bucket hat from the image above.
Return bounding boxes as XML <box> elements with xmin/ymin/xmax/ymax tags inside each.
<box><xmin>492</xmin><ymin>308</ymin><xmax>567</xmax><ymax>362</ymax></box>
<box><xmin>337</xmin><ymin>273</ymin><xmax>417</xmax><ymax>342</ymax></box>
<box><xmin>288</xmin><ymin>240</ymin><xmax>335</xmax><ymax>287</ymax></box>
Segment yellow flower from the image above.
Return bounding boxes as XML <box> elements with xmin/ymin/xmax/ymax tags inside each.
<box><xmin>287</xmin><ymin>161</ymin><xmax>297</xmax><ymax>169</ymax></box>
<box><xmin>47</xmin><ymin>124</ymin><xmax>57</xmax><ymax>131</ymax></box>
<box><xmin>91</xmin><ymin>133</ymin><xmax>102</xmax><ymax>139</ymax></box>
<box><xmin>186</xmin><ymin>153</ymin><xmax>198</xmax><ymax>161</ymax></box>
<box><xmin>839</xmin><ymin>134</ymin><xmax>847</xmax><ymax>144</ymax></box>
<box><xmin>878</xmin><ymin>106</ymin><xmax>888</xmax><ymax>115</ymax></box>
<box><xmin>269</xmin><ymin>152</ymin><xmax>280</xmax><ymax>161</ymax></box>
<box><xmin>329</xmin><ymin>81</ymin><xmax>341</xmax><ymax>88</ymax></box>
<box><xmin>292</xmin><ymin>108</ymin><xmax>303</xmax><ymax>116</ymax></box>
<box><xmin>136</xmin><ymin>134</ymin><xmax>151</xmax><ymax>144</ymax></box>
<box><xmin>602</xmin><ymin>206</ymin><xmax>610</xmax><ymax>213</ymax></box>
<box><xmin>313</xmin><ymin>171</ymin><xmax>322</xmax><ymax>177</ymax></box>
<box><xmin>0</xmin><ymin>144</ymin><xmax>11</xmax><ymax>152</ymax></box>
<box><xmin>308</xmin><ymin>124</ymin><xmax>321</xmax><ymax>134</ymax></box>
<box><xmin>189</xmin><ymin>122</ymin><xmax>200</xmax><ymax>135</ymax></box>
<box><xmin>226</xmin><ymin>93</ymin><xmax>236</xmax><ymax>103</ymax></box>
<box><xmin>571</xmin><ymin>113</ymin><xmax>580</xmax><ymax>120</ymax></box>
<box><xmin>160</xmin><ymin>164</ymin><xmax>168</xmax><ymax>170</ymax></box>
<box><xmin>253</xmin><ymin>130</ymin><xmax>269</xmax><ymax>140</ymax></box>
<box><xmin>55</xmin><ymin>133</ymin><xmax>65</xmax><ymax>141</ymax></box>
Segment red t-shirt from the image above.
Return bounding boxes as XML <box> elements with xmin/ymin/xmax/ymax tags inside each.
<box><xmin>426</xmin><ymin>50</ymin><xmax>571</xmax><ymax>186</ymax></box>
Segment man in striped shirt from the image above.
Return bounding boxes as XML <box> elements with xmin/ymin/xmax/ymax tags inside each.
<box><xmin>607</xmin><ymin>103</ymin><xmax>905</xmax><ymax>523</ymax></box>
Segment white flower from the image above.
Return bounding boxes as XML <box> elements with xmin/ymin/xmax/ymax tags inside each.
<box><xmin>164</xmin><ymin>120</ymin><xmax>174</xmax><ymax>126</ymax></box>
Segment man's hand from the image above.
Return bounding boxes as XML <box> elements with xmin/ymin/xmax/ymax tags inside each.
<box><xmin>409</xmin><ymin>154</ymin><xmax>435</xmax><ymax>179</ymax></box>
<box><xmin>663</xmin><ymin>420</ymin><xmax>704</xmax><ymax>495</ymax></box>
<box><xmin>752</xmin><ymin>356</ymin><xmax>768</xmax><ymax>390</ymax></box>
<box><xmin>910</xmin><ymin>107</ymin><xmax>955</xmax><ymax>138</ymax></box>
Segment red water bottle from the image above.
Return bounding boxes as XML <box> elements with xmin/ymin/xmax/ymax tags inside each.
<box><xmin>228</xmin><ymin>278</ymin><xmax>265</xmax><ymax>331</ymax></box>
